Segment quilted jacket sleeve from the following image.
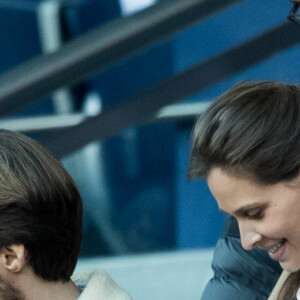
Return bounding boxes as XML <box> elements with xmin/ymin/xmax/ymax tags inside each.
<box><xmin>201</xmin><ymin>216</ymin><xmax>282</xmax><ymax>300</ymax></box>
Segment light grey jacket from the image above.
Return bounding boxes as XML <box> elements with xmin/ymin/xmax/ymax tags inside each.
<box><xmin>73</xmin><ymin>270</ymin><xmax>133</xmax><ymax>300</ymax></box>
<box><xmin>268</xmin><ymin>271</ymin><xmax>290</xmax><ymax>300</ymax></box>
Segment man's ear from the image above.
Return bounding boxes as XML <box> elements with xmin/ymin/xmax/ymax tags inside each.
<box><xmin>0</xmin><ymin>244</ymin><xmax>27</xmax><ymax>273</ymax></box>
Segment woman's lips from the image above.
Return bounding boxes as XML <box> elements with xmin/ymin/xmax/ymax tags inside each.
<box><xmin>268</xmin><ymin>239</ymin><xmax>286</xmax><ymax>261</ymax></box>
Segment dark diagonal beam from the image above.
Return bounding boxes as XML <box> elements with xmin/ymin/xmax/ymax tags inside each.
<box><xmin>43</xmin><ymin>21</ymin><xmax>300</xmax><ymax>158</ymax></box>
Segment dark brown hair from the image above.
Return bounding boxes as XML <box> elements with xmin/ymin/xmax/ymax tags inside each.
<box><xmin>188</xmin><ymin>80</ymin><xmax>300</xmax><ymax>183</ymax></box>
<box><xmin>0</xmin><ymin>130</ymin><xmax>82</xmax><ymax>282</ymax></box>
<box><xmin>278</xmin><ymin>270</ymin><xmax>300</xmax><ymax>300</ymax></box>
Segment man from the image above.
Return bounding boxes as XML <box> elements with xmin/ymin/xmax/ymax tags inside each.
<box><xmin>0</xmin><ymin>130</ymin><xmax>131</xmax><ymax>300</ymax></box>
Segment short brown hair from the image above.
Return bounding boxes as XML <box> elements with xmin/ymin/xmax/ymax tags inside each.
<box><xmin>0</xmin><ymin>130</ymin><xmax>82</xmax><ymax>281</ymax></box>
<box><xmin>188</xmin><ymin>81</ymin><xmax>300</xmax><ymax>183</ymax></box>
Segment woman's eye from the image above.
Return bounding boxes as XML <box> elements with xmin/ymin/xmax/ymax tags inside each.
<box><xmin>247</xmin><ymin>210</ymin><xmax>264</xmax><ymax>220</ymax></box>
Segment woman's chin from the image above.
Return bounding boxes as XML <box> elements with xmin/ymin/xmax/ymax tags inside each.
<box><xmin>279</xmin><ymin>261</ymin><xmax>300</xmax><ymax>273</ymax></box>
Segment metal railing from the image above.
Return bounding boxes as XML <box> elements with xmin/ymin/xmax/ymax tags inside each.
<box><xmin>43</xmin><ymin>21</ymin><xmax>300</xmax><ymax>158</ymax></box>
<box><xmin>0</xmin><ymin>0</ymin><xmax>242</xmax><ymax>117</ymax></box>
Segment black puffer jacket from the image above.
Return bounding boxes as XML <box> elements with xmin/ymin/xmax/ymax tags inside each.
<box><xmin>201</xmin><ymin>216</ymin><xmax>282</xmax><ymax>300</ymax></box>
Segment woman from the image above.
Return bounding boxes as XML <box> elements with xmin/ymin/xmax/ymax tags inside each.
<box><xmin>188</xmin><ymin>81</ymin><xmax>300</xmax><ymax>299</ymax></box>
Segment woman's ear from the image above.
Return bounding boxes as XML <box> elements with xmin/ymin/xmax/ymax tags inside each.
<box><xmin>0</xmin><ymin>244</ymin><xmax>27</xmax><ymax>273</ymax></box>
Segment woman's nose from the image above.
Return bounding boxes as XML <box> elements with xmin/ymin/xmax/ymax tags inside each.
<box><xmin>238</xmin><ymin>222</ymin><xmax>262</xmax><ymax>251</ymax></box>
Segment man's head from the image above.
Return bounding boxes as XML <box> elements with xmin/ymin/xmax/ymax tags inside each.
<box><xmin>0</xmin><ymin>130</ymin><xmax>82</xmax><ymax>283</ymax></box>
<box><xmin>188</xmin><ymin>81</ymin><xmax>300</xmax><ymax>183</ymax></box>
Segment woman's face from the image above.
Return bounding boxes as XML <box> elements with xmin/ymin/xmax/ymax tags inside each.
<box><xmin>207</xmin><ymin>168</ymin><xmax>300</xmax><ymax>272</ymax></box>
